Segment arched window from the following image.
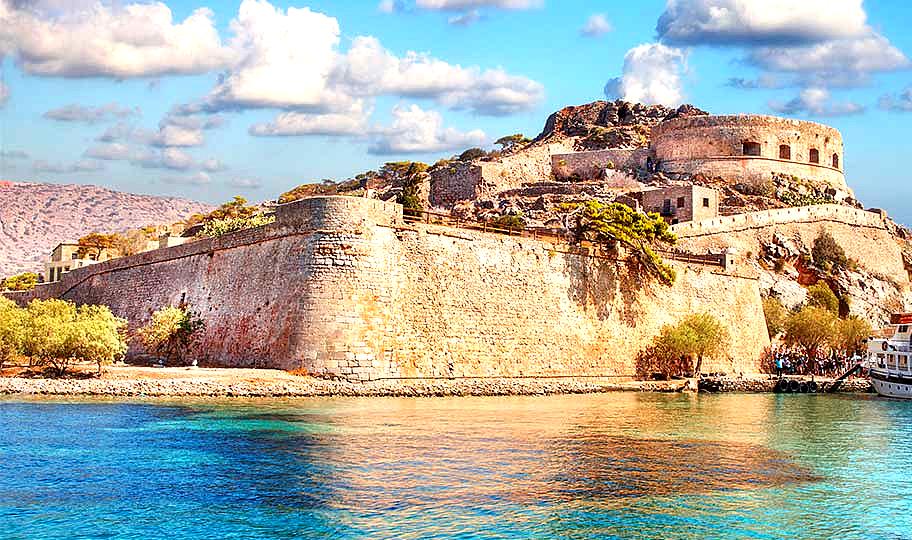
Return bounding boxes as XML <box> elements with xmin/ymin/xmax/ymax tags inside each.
<box><xmin>779</xmin><ymin>145</ymin><xmax>791</xmax><ymax>160</ymax></box>
<box><xmin>809</xmin><ymin>148</ymin><xmax>819</xmax><ymax>163</ymax></box>
<box><xmin>742</xmin><ymin>141</ymin><xmax>761</xmax><ymax>156</ymax></box>
<box><xmin>832</xmin><ymin>153</ymin><xmax>840</xmax><ymax>168</ymax></box>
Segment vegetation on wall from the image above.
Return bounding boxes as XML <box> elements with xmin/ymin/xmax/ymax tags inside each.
<box><xmin>490</xmin><ymin>213</ymin><xmax>526</xmax><ymax>233</ymax></box>
<box><xmin>762</xmin><ymin>296</ymin><xmax>787</xmax><ymax>339</ymax></box>
<box><xmin>637</xmin><ymin>313</ymin><xmax>729</xmax><ymax>379</ymax></box>
<box><xmin>192</xmin><ymin>196</ymin><xmax>275</xmax><ymax>238</ymax></box>
<box><xmin>137</xmin><ymin>306</ymin><xmax>205</xmax><ymax>366</ymax></box>
<box><xmin>1</xmin><ymin>272</ymin><xmax>39</xmax><ymax>291</ymax></box>
<box><xmin>567</xmin><ymin>200</ymin><xmax>678</xmax><ymax>285</ymax></box>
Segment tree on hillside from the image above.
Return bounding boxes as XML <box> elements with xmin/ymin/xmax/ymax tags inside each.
<box><xmin>76</xmin><ymin>232</ymin><xmax>120</xmax><ymax>259</ymax></box>
<box><xmin>784</xmin><ymin>306</ymin><xmax>836</xmax><ymax>361</ymax></box>
<box><xmin>205</xmin><ymin>196</ymin><xmax>258</xmax><ymax>222</ymax></box>
<box><xmin>1</xmin><ymin>272</ymin><xmax>39</xmax><ymax>291</ymax></box>
<box><xmin>812</xmin><ymin>230</ymin><xmax>849</xmax><ymax>272</ymax></box>
<box><xmin>457</xmin><ymin>148</ymin><xmax>487</xmax><ymax>162</ymax></box>
<box><xmin>568</xmin><ymin>200</ymin><xmax>678</xmax><ymax>285</ymax></box>
<box><xmin>137</xmin><ymin>306</ymin><xmax>205</xmax><ymax>366</ymax></box>
<box><xmin>495</xmin><ymin>134</ymin><xmax>531</xmax><ymax>151</ymax></box>
<box><xmin>807</xmin><ymin>282</ymin><xmax>839</xmax><ymax>314</ymax></box>
<box><xmin>0</xmin><ymin>298</ymin><xmax>24</xmax><ymax>372</ymax></box>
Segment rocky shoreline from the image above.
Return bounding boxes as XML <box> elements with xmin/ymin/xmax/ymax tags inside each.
<box><xmin>0</xmin><ymin>372</ymin><xmax>873</xmax><ymax>399</ymax></box>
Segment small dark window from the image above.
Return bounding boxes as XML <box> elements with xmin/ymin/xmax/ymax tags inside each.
<box><xmin>71</xmin><ymin>253</ymin><xmax>78</xmax><ymax>260</ymax></box>
<box><xmin>676</xmin><ymin>197</ymin><xmax>685</xmax><ymax>208</ymax></box>
<box><xmin>702</xmin><ymin>197</ymin><xmax>710</xmax><ymax>208</ymax></box>
<box><xmin>832</xmin><ymin>153</ymin><xmax>839</xmax><ymax>168</ymax></box>
<box><xmin>779</xmin><ymin>145</ymin><xmax>791</xmax><ymax>160</ymax></box>
<box><xmin>742</xmin><ymin>141</ymin><xmax>761</xmax><ymax>156</ymax></box>
<box><xmin>809</xmin><ymin>148</ymin><xmax>819</xmax><ymax>163</ymax></box>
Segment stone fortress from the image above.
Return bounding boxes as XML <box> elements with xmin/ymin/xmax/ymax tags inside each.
<box><xmin>6</xmin><ymin>102</ymin><xmax>910</xmax><ymax>382</ymax></box>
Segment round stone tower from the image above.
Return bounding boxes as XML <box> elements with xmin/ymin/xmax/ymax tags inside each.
<box><xmin>651</xmin><ymin>115</ymin><xmax>848</xmax><ymax>192</ymax></box>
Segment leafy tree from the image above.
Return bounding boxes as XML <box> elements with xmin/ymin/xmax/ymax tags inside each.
<box><xmin>76</xmin><ymin>232</ymin><xmax>120</xmax><ymax>259</ymax></box>
<box><xmin>137</xmin><ymin>306</ymin><xmax>205</xmax><ymax>366</ymax></box>
<box><xmin>457</xmin><ymin>148</ymin><xmax>487</xmax><ymax>162</ymax></box>
<box><xmin>762</xmin><ymin>296</ymin><xmax>787</xmax><ymax>338</ymax></box>
<box><xmin>568</xmin><ymin>200</ymin><xmax>678</xmax><ymax>285</ymax></box>
<box><xmin>69</xmin><ymin>304</ymin><xmax>128</xmax><ymax>374</ymax></box>
<box><xmin>1</xmin><ymin>272</ymin><xmax>39</xmax><ymax>291</ymax></box>
<box><xmin>784</xmin><ymin>306</ymin><xmax>837</xmax><ymax>360</ymax></box>
<box><xmin>495</xmin><ymin>134</ymin><xmax>530</xmax><ymax>151</ymax></box>
<box><xmin>22</xmin><ymin>299</ymin><xmax>79</xmax><ymax>374</ymax></box>
<box><xmin>0</xmin><ymin>298</ymin><xmax>24</xmax><ymax>371</ymax></box>
<box><xmin>641</xmin><ymin>313</ymin><xmax>729</xmax><ymax>378</ymax></box>
<box><xmin>205</xmin><ymin>196</ymin><xmax>259</xmax><ymax>222</ymax></box>
<box><xmin>812</xmin><ymin>231</ymin><xmax>848</xmax><ymax>271</ymax></box>
<box><xmin>198</xmin><ymin>214</ymin><xmax>276</xmax><ymax>238</ymax></box>
<box><xmin>806</xmin><ymin>282</ymin><xmax>839</xmax><ymax>314</ymax></box>
<box><xmin>833</xmin><ymin>316</ymin><xmax>872</xmax><ymax>358</ymax></box>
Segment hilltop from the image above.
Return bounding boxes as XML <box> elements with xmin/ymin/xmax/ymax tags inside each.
<box><xmin>0</xmin><ymin>181</ymin><xmax>212</xmax><ymax>277</ymax></box>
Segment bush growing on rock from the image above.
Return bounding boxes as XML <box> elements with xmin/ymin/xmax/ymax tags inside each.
<box><xmin>490</xmin><ymin>213</ymin><xmax>526</xmax><ymax>233</ymax></box>
<box><xmin>567</xmin><ymin>200</ymin><xmax>678</xmax><ymax>285</ymax></box>
<box><xmin>1</xmin><ymin>272</ymin><xmax>39</xmax><ymax>291</ymax></box>
<box><xmin>137</xmin><ymin>306</ymin><xmax>204</xmax><ymax>366</ymax></box>
<box><xmin>807</xmin><ymin>282</ymin><xmax>840</xmax><ymax>314</ymax></box>
<box><xmin>812</xmin><ymin>231</ymin><xmax>848</xmax><ymax>271</ymax></box>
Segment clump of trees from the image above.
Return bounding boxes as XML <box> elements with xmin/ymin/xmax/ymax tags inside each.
<box><xmin>490</xmin><ymin>213</ymin><xmax>526</xmax><ymax>233</ymax></box>
<box><xmin>1</xmin><ymin>272</ymin><xmax>39</xmax><ymax>291</ymax></box>
<box><xmin>137</xmin><ymin>306</ymin><xmax>205</xmax><ymax>366</ymax></box>
<box><xmin>495</xmin><ymin>133</ymin><xmax>531</xmax><ymax>151</ymax></box>
<box><xmin>192</xmin><ymin>196</ymin><xmax>276</xmax><ymax>238</ymax></box>
<box><xmin>0</xmin><ymin>298</ymin><xmax>127</xmax><ymax>376</ymax></box>
<box><xmin>637</xmin><ymin>313</ymin><xmax>729</xmax><ymax>379</ymax></box>
<box><xmin>567</xmin><ymin>200</ymin><xmax>678</xmax><ymax>285</ymax></box>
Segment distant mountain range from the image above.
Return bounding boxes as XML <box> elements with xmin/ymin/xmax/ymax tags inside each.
<box><xmin>0</xmin><ymin>181</ymin><xmax>213</xmax><ymax>277</ymax></box>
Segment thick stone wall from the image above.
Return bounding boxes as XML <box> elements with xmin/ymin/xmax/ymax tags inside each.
<box><xmin>7</xmin><ymin>196</ymin><xmax>770</xmax><ymax>380</ymax></box>
<box><xmin>652</xmin><ymin>115</ymin><xmax>848</xmax><ymax>191</ymax></box>
<box><xmin>551</xmin><ymin>148</ymin><xmax>649</xmax><ymax>179</ymax></box>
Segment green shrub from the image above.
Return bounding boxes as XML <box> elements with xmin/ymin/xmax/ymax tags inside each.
<box><xmin>784</xmin><ymin>306</ymin><xmax>836</xmax><ymax>360</ymax></box>
<box><xmin>762</xmin><ymin>297</ymin><xmax>787</xmax><ymax>338</ymax></box>
<box><xmin>1</xmin><ymin>272</ymin><xmax>39</xmax><ymax>291</ymax></box>
<box><xmin>137</xmin><ymin>306</ymin><xmax>205</xmax><ymax>366</ymax></box>
<box><xmin>638</xmin><ymin>313</ymin><xmax>729</xmax><ymax>379</ymax></box>
<box><xmin>0</xmin><ymin>298</ymin><xmax>24</xmax><ymax>371</ymax></box>
<box><xmin>457</xmin><ymin>148</ymin><xmax>487</xmax><ymax>162</ymax></box>
<box><xmin>199</xmin><ymin>214</ymin><xmax>275</xmax><ymax>237</ymax></box>
<box><xmin>811</xmin><ymin>231</ymin><xmax>848</xmax><ymax>271</ymax></box>
<box><xmin>807</xmin><ymin>282</ymin><xmax>840</xmax><ymax>313</ymax></box>
<box><xmin>490</xmin><ymin>214</ymin><xmax>526</xmax><ymax>233</ymax></box>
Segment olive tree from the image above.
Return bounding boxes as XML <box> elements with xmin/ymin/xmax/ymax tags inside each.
<box><xmin>833</xmin><ymin>316</ymin><xmax>872</xmax><ymax>358</ymax></box>
<box><xmin>0</xmin><ymin>298</ymin><xmax>24</xmax><ymax>371</ymax></box>
<box><xmin>641</xmin><ymin>313</ymin><xmax>729</xmax><ymax>379</ymax></box>
<box><xmin>784</xmin><ymin>306</ymin><xmax>837</xmax><ymax>361</ymax></box>
<box><xmin>137</xmin><ymin>306</ymin><xmax>205</xmax><ymax>366</ymax></box>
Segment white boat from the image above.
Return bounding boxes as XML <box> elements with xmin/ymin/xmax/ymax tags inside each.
<box><xmin>866</xmin><ymin>313</ymin><xmax>912</xmax><ymax>399</ymax></box>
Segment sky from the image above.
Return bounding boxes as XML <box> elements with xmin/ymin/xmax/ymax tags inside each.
<box><xmin>1</xmin><ymin>0</ymin><xmax>912</xmax><ymax>221</ymax></box>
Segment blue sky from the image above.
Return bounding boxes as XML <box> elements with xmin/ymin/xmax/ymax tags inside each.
<box><xmin>1</xmin><ymin>0</ymin><xmax>912</xmax><ymax>222</ymax></box>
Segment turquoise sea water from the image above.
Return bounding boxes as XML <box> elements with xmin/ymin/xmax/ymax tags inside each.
<box><xmin>0</xmin><ymin>393</ymin><xmax>910</xmax><ymax>539</ymax></box>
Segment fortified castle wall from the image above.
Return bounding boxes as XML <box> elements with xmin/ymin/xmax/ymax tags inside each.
<box><xmin>652</xmin><ymin>115</ymin><xmax>848</xmax><ymax>192</ymax></box>
<box><xmin>6</xmin><ymin>196</ymin><xmax>769</xmax><ymax>380</ymax></box>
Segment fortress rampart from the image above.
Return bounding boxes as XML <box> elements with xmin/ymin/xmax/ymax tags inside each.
<box><xmin>6</xmin><ymin>196</ymin><xmax>769</xmax><ymax>380</ymax></box>
<box><xmin>653</xmin><ymin>115</ymin><xmax>848</xmax><ymax>191</ymax></box>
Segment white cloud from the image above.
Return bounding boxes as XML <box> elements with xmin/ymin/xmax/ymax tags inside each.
<box><xmin>227</xmin><ymin>177</ymin><xmax>262</xmax><ymax>189</ymax></box>
<box><xmin>132</xmin><ymin>147</ymin><xmax>195</xmax><ymax>171</ymax></box>
<box><xmin>448</xmin><ymin>10</ymin><xmax>481</xmax><ymax>26</ymax></box>
<box><xmin>769</xmin><ymin>87</ymin><xmax>864</xmax><ymax>117</ymax></box>
<box><xmin>747</xmin><ymin>33</ymin><xmax>910</xmax><ymax>86</ymax></box>
<box><xmin>656</xmin><ymin>0</ymin><xmax>868</xmax><ymax>46</ymax></box>
<box><xmin>32</xmin><ymin>158</ymin><xmax>104</xmax><ymax>173</ymax></box>
<box><xmin>201</xmin><ymin>158</ymin><xmax>227</xmax><ymax>172</ymax></box>
<box><xmin>580</xmin><ymin>14</ymin><xmax>612</xmax><ymax>37</ymax></box>
<box><xmin>84</xmin><ymin>142</ymin><xmax>135</xmax><ymax>161</ymax></box>
<box><xmin>0</xmin><ymin>81</ymin><xmax>8</xmax><ymax>107</ymax></box>
<box><xmin>151</xmin><ymin>124</ymin><xmax>205</xmax><ymax>147</ymax></box>
<box><xmin>604</xmin><ymin>43</ymin><xmax>686</xmax><ymax>107</ymax></box>
<box><xmin>162</xmin><ymin>171</ymin><xmax>211</xmax><ymax>185</ymax></box>
<box><xmin>43</xmin><ymin>102</ymin><xmax>139</xmax><ymax>124</ymax></box>
<box><xmin>249</xmin><ymin>101</ymin><xmax>371</xmax><ymax>137</ymax></box>
<box><xmin>879</xmin><ymin>87</ymin><xmax>912</xmax><ymax>112</ymax></box>
<box><xmin>415</xmin><ymin>0</ymin><xmax>541</xmax><ymax>10</ymax></box>
<box><xmin>0</xmin><ymin>0</ymin><xmax>232</xmax><ymax>78</ymax></box>
<box><xmin>368</xmin><ymin>104</ymin><xmax>486</xmax><ymax>155</ymax></box>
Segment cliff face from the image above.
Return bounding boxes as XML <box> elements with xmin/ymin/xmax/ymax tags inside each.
<box><xmin>0</xmin><ymin>181</ymin><xmax>212</xmax><ymax>277</ymax></box>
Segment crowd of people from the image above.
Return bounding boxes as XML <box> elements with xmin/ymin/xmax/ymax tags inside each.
<box><xmin>765</xmin><ymin>345</ymin><xmax>864</xmax><ymax>378</ymax></box>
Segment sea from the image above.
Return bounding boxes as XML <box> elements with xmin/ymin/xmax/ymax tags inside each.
<box><xmin>1</xmin><ymin>392</ymin><xmax>910</xmax><ymax>539</ymax></box>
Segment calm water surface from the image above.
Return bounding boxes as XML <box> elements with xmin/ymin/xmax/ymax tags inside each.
<box><xmin>0</xmin><ymin>393</ymin><xmax>910</xmax><ymax>539</ymax></box>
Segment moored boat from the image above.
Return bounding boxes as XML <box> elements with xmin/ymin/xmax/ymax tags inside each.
<box><xmin>866</xmin><ymin>313</ymin><xmax>912</xmax><ymax>399</ymax></box>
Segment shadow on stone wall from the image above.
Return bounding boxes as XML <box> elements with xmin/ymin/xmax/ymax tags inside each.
<box><xmin>562</xmin><ymin>248</ymin><xmax>645</xmax><ymax>326</ymax></box>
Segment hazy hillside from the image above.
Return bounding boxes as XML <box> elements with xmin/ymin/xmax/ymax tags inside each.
<box><xmin>0</xmin><ymin>181</ymin><xmax>213</xmax><ymax>277</ymax></box>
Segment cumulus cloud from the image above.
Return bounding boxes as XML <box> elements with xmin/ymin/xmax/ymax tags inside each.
<box><xmin>227</xmin><ymin>177</ymin><xmax>262</xmax><ymax>189</ymax></box>
<box><xmin>746</xmin><ymin>33</ymin><xmax>910</xmax><ymax>86</ymax></box>
<box><xmin>0</xmin><ymin>0</ymin><xmax>232</xmax><ymax>78</ymax></box>
<box><xmin>368</xmin><ymin>103</ymin><xmax>486</xmax><ymax>155</ymax></box>
<box><xmin>249</xmin><ymin>101</ymin><xmax>371</xmax><ymax>137</ymax></box>
<box><xmin>84</xmin><ymin>142</ymin><xmax>136</xmax><ymax>161</ymax></box>
<box><xmin>32</xmin><ymin>158</ymin><xmax>104</xmax><ymax>173</ymax></box>
<box><xmin>87</xmin><ymin>143</ymin><xmax>196</xmax><ymax>171</ymax></box>
<box><xmin>162</xmin><ymin>171</ymin><xmax>211</xmax><ymax>185</ymax></box>
<box><xmin>580</xmin><ymin>14</ymin><xmax>612</xmax><ymax>37</ymax></box>
<box><xmin>656</xmin><ymin>0</ymin><xmax>868</xmax><ymax>46</ymax></box>
<box><xmin>769</xmin><ymin>87</ymin><xmax>864</xmax><ymax>117</ymax></box>
<box><xmin>201</xmin><ymin>158</ymin><xmax>227</xmax><ymax>172</ymax></box>
<box><xmin>604</xmin><ymin>43</ymin><xmax>686</xmax><ymax>107</ymax></box>
<box><xmin>43</xmin><ymin>102</ymin><xmax>139</xmax><ymax>124</ymax></box>
<box><xmin>878</xmin><ymin>87</ymin><xmax>912</xmax><ymax>112</ymax></box>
